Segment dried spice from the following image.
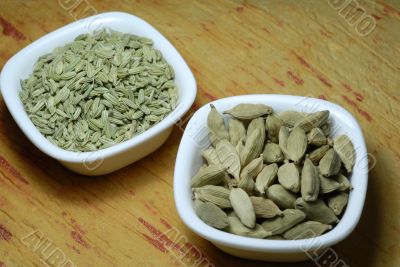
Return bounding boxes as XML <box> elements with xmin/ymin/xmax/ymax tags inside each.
<box><xmin>20</xmin><ymin>29</ymin><xmax>178</xmax><ymax>151</ymax></box>
<box><xmin>191</xmin><ymin>104</ymin><xmax>354</xmax><ymax>240</ymax></box>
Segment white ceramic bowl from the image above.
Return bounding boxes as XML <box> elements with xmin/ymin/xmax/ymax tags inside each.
<box><xmin>0</xmin><ymin>12</ymin><xmax>196</xmax><ymax>175</ymax></box>
<box><xmin>174</xmin><ymin>94</ymin><xmax>368</xmax><ymax>262</ymax></box>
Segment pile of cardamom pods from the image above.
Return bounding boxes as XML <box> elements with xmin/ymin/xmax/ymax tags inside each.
<box><xmin>192</xmin><ymin>103</ymin><xmax>355</xmax><ymax>240</ymax></box>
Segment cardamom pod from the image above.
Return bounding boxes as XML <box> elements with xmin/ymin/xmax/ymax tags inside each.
<box><xmin>238</xmin><ymin>156</ymin><xmax>263</xmax><ymax>193</ymax></box>
<box><xmin>295</xmin><ymin>198</ymin><xmax>339</xmax><ymax>224</ymax></box>
<box><xmin>223</xmin><ymin>103</ymin><xmax>272</xmax><ymax>120</ymax></box>
<box><xmin>222</xmin><ymin>172</ymin><xmax>234</xmax><ymax>188</ymax></box>
<box><xmin>229</xmin><ymin>188</ymin><xmax>256</xmax><ymax>228</ymax></box>
<box><xmin>261</xmin><ymin>209</ymin><xmax>306</xmax><ymax>235</ymax></box>
<box><xmin>209</xmin><ymin>131</ymin><xmax>223</xmax><ymax>147</ymax></box>
<box><xmin>327</xmin><ymin>192</ymin><xmax>349</xmax><ymax>216</ymax></box>
<box><xmin>266</xmin><ymin>184</ymin><xmax>297</xmax><ymax>209</ymax></box>
<box><xmin>240</xmin><ymin>155</ymin><xmax>264</xmax><ymax>181</ymax></box>
<box><xmin>278</xmin><ymin>161</ymin><xmax>300</xmax><ymax>193</ymax></box>
<box><xmin>236</xmin><ymin>138</ymin><xmax>244</xmax><ymax>155</ymax></box>
<box><xmin>335</xmin><ymin>174</ymin><xmax>353</xmax><ymax>191</ymax></box>
<box><xmin>294</xmin><ymin>110</ymin><xmax>330</xmax><ymax>133</ymax></box>
<box><xmin>320</xmin><ymin>174</ymin><xmax>341</xmax><ymax>194</ymax></box>
<box><xmin>240</xmin><ymin>127</ymin><xmax>264</xmax><ymax>166</ymax></box>
<box><xmin>283</xmin><ymin>221</ymin><xmax>332</xmax><ymax>240</ymax></box>
<box><xmin>207</xmin><ymin>104</ymin><xmax>229</xmax><ymax>142</ymax></box>
<box><xmin>216</xmin><ymin>140</ymin><xmax>241</xmax><ymax>180</ymax></box>
<box><xmin>226</xmin><ymin>212</ymin><xmax>272</xmax><ymax>238</ymax></box>
<box><xmin>194</xmin><ymin>200</ymin><xmax>228</xmax><ymax>229</ymax></box>
<box><xmin>193</xmin><ymin>185</ymin><xmax>231</xmax><ymax>208</ymax></box>
<box><xmin>333</xmin><ymin>135</ymin><xmax>355</xmax><ymax>173</ymax></box>
<box><xmin>201</xmin><ymin>147</ymin><xmax>222</xmax><ymax>167</ymax></box>
<box><xmin>255</xmin><ymin>163</ymin><xmax>278</xmax><ymax>195</ymax></box>
<box><xmin>228</xmin><ymin>119</ymin><xmax>246</xmax><ymax>146</ymax></box>
<box><xmin>265</xmin><ymin>115</ymin><xmax>284</xmax><ymax>143</ymax></box>
<box><xmin>308</xmin><ymin>144</ymin><xmax>330</xmax><ymax>165</ymax></box>
<box><xmin>278</xmin><ymin>111</ymin><xmax>305</xmax><ymax>127</ymax></box>
<box><xmin>191</xmin><ymin>164</ymin><xmax>225</xmax><ymax>187</ymax></box>
<box><xmin>301</xmin><ymin>158</ymin><xmax>320</xmax><ymax>202</ymax></box>
<box><xmin>263</xmin><ymin>142</ymin><xmax>284</xmax><ymax>164</ymax></box>
<box><xmin>287</xmin><ymin>127</ymin><xmax>308</xmax><ymax>164</ymax></box>
<box><xmin>237</xmin><ymin>175</ymin><xmax>255</xmax><ymax>194</ymax></box>
<box><xmin>307</xmin><ymin>128</ymin><xmax>327</xmax><ymax>146</ymax></box>
<box><xmin>250</xmin><ymin>196</ymin><xmax>282</xmax><ymax>218</ymax></box>
<box><xmin>246</xmin><ymin>117</ymin><xmax>265</xmax><ymax>140</ymax></box>
<box><xmin>320</xmin><ymin>122</ymin><xmax>331</xmax><ymax>136</ymax></box>
<box><xmin>278</xmin><ymin>126</ymin><xmax>290</xmax><ymax>158</ymax></box>
<box><xmin>319</xmin><ymin>149</ymin><xmax>341</xmax><ymax>177</ymax></box>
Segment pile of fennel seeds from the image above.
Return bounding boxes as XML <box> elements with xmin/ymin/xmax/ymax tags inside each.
<box><xmin>192</xmin><ymin>104</ymin><xmax>355</xmax><ymax>240</ymax></box>
<box><xmin>19</xmin><ymin>29</ymin><xmax>178</xmax><ymax>152</ymax></box>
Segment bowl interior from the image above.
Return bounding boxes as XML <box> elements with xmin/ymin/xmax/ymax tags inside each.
<box><xmin>0</xmin><ymin>12</ymin><xmax>196</xmax><ymax>162</ymax></box>
<box><xmin>174</xmin><ymin>94</ymin><xmax>368</xmax><ymax>253</ymax></box>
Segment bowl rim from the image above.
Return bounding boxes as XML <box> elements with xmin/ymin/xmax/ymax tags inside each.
<box><xmin>174</xmin><ymin>94</ymin><xmax>368</xmax><ymax>253</ymax></box>
<box><xmin>0</xmin><ymin>11</ymin><xmax>196</xmax><ymax>163</ymax></box>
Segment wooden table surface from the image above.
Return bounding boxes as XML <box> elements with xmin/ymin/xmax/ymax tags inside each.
<box><xmin>0</xmin><ymin>0</ymin><xmax>399</xmax><ymax>266</ymax></box>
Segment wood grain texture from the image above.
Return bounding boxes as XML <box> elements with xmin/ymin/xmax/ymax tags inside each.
<box><xmin>0</xmin><ymin>0</ymin><xmax>399</xmax><ymax>266</ymax></box>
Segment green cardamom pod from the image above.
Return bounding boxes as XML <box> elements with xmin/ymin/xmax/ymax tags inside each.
<box><xmin>237</xmin><ymin>175</ymin><xmax>255</xmax><ymax>194</ymax></box>
<box><xmin>240</xmin><ymin>155</ymin><xmax>264</xmax><ymax>180</ymax></box>
<box><xmin>250</xmin><ymin>196</ymin><xmax>282</xmax><ymax>219</ymax></box>
<box><xmin>263</xmin><ymin>142</ymin><xmax>284</xmax><ymax>164</ymax></box>
<box><xmin>320</xmin><ymin>122</ymin><xmax>331</xmax><ymax>136</ymax></box>
<box><xmin>287</xmin><ymin>127</ymin><xmax>308</xmax><ymax>164</ymax></box>
<box><xmin>327</xmin><ymin>192</ymin><xmax>349</xmax><ymax>216</ymax></box>
<box><xmin>216</xmin><ymin>140</ymin><xmax>241</xmax><ymax>180</ymax></box>
<box><xmin>201</xmin><ymin>147</ymin><xmax>222</xmax><ymax>167</ymax></box>
<box><xmin>335</xmin><ymin>174</ymin><xmax>353</xmax><ymax>191</ymax></box>
<box><xmin>320</xmin><ymin>174</ymin><xmax>341</xmax><ymax>194</ymax></box>
<box><xmin>278</xmin><ymin>126</ymin><xmax>290</xmax><ymax>158</ymax></box>
<box><xmin>238</xmin><ymin>156</ymin><xmax>263</xmax><ymax>193</ymax></box>
<box><xmin>191</xmin><ymin>164</ymin><xmax>225</xmax><ymax>187</ymax></box>
<box><xmin>230</xmin><ymin>188</ymin><xmax>256</xmax><ymax>228</ymax></box>
<box><xmin>295</xmin><ymin>198</ymin><xmax>339</xmax><ymax>225</ymax></box>
<box><xmin>283</xmin><ymin>221</ymin><xmax>332</xmax><ymax>240</ymax></box>
<box><xmin>333</xmin><ymin>135</ymin><xmax>355</xmax><ymax>173</ymax></box>
<box><xmin>294</xmin><ymin>110</ymin><xmax>330</xmax><ymax>133</ymax></box>
<box><xmin>236</xmin><ymin>138</ymin><xmax>245</xmax><ymax>156</ymax></box>
<box><xmin>255</xmin><ymin>163</ymin><xmax>278</xmax><ymax>195</ymax></box>
<box><xmin>228</xmin><ymin>119</ymin><xmax>246</xmax><ymax>146</ymax></box>
<box><xmin>265</xmin><ymin>115</ymin><xmax>283</xmax><ymax>143</ymax></box>
<box><xmin>301</xmin><ymin>158</ymin><xmax>320</xmax><ymax>202</ymax></box>
<box><xmin>278</xmin><ymin>161</ymin><xmax>300</xmax><ymax>193</ymax></box>
<box><xmin>308</xmin><ymin>144</ymin><xmax>330</xmax><ymax>165</ymax></box>
<box><xmin>194</xmin><ymin>200</ymin><xmax>228</xmax><ymax>229</ymax></box>
<box><xmin>319</xmin><ymin>148</ymin><xmax>341</xmax><ymax>177</ymax></box>
<box><xmin>247</xmin><ymin>117</ymin><xmax>265</xmax><ymax>140</ymax></box>
<box><xmin>307</xmin><ymin>128</ymin><xmax>327</xmax><ymax>146</ymax></box>
<box><xmin>223</xmin><ymin>103</ymin><xmax>272</xmax><ymax>120</ymax></box>
<box><xmin>261</xmin><ymin>209</ymin><xmax>306</xmax><ymax>235</ymax></box>
<box><xmin>278</xmin><ymin>111</ymin><xmax>305</xmax><ymax>127</ymax></box>
<box><xmin>226</xmin><ymin>212</ymin><xmax>272</xmax><ymax>238</ymax></box>
<box><xmin>266</xmin><ymin>184</ymin><xmax>297</xmax><ymax>209</ymax></box>
<box><xmin>207</xmin><ymin>104</ymin><xmax>229</xmax><ymax>142</ymax></box>
<box><xmin>193</xmin><ymin>185</ymin><xmax>231</xmax><ymax>209</ymax></box>
<box><xmin>240</xmin><ymin>127</ymin><xmax>264</xmax><ymax>166</ymax></box>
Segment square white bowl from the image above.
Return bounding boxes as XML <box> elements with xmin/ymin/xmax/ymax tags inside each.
<box><xmin>174</xmin><ymin>94</ymin><xmax>368</xmax><ymax>262</ymax></box>
<box><xmin>0</xmin><ymin>12</ymin><xmax>196</xmax><ymax>175</ymax></box>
